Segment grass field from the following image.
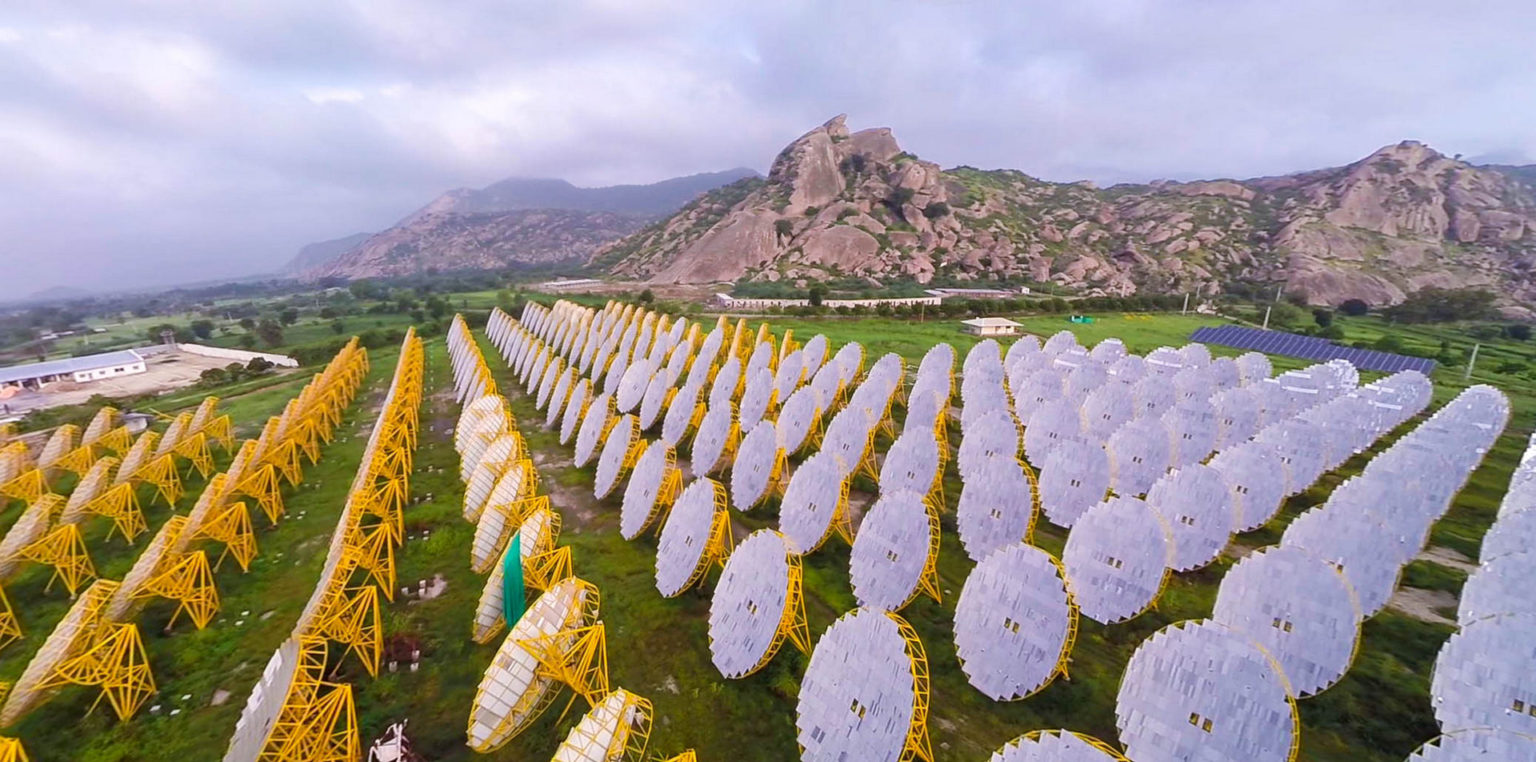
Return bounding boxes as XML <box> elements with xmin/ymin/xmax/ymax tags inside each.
<box><xmin>0</xmin><ymin>307</ymin><xmax>1528</xmax><ymax>761</ymax></box>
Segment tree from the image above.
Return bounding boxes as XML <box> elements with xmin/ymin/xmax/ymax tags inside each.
<box><xmin>638</xmin><ymin>289</ymin><xmax>655</xmax><ymax>304</ymax></box>
<box><xmin>1267</xmin><ymin>302</ymin><xmax>1306</xmax><ymax>329</ymax></box>
<box><xmin>238</xmin><ymin>317</ymin><xmax>256</xmax><ymax>331</ymax></box>
<box><xmin>255</xmin><ymin>319</ymin><xmax>284</xmax><ymax>347</ymax></box>
<box><xmin>246</xmin><ymin>357</ymin><xmax>273</xmax><ymax>373</ymax></box>
<box><xmin>922</xmin><ymin>202</ymin><xmax>950</xmax><ymax>219</ymax></box>
<box><xmin>1339</xmin><ymin>298</ymin><xmax>1369</xmax><ymax>317</ymax></box>
<box><xmin>1318</xmin><ymin>324</ymin><xmax>1346</xmax><ymax>340</ymax></box>
<box><xmin>238</xmin><ymin>335</ymin><xmax>257</xmax><ymax>349</ymax></box>
<box><xmin>1312</xmin><ymin>309</ymin><xmax>1334</xmax><ymax>328</ymax></box>
<box><xmin>278</xmin><ymin>307</ymin><xmax>299</xmax><ymax>326</ymax></box>
<box><xmin>330</xmin><ymin>320</ymin><xmax>346</xmax><ymax>335</ymax></box>
<box><xmin>190</xmin><ymin>319</ymin><xmax>215</xmax><ymax>340</ymax></box>
<box><xmin>318</xmin><ymin>307</ymin><xmax>337</xmax><ymax>319</ymax></box>
<box><xmin>774</xmin><ymin>219</ymin><xmax>795</xmax><ymax>239</ymax></box>
<box><xmin>1383</xmin><ymin>288</ymin><xmax>1497</xmax><ymax>324</ymax></box>
<box><xmin>1373</xmin><ymin>333</ymin><xmax>1406</xmax><ymax>353</ymax></box>
<box><xmin>1506</xmin><ymin>323</ymin><xmax>1532</xmax><ymax>341</ymax></box>
<box><xmin>808</xmin><ymin>285</ymin><xmax>825</xmax><ymax>307</ymax></box>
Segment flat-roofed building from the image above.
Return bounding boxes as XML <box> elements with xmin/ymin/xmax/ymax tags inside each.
<box><xmin>0</xmin><ymin>350</ymin><xmax>147</xmax><ymax>391</ymax></box>
<box><xmin>960</xmin><ymin>317</ymin><xmax>1023</xmax><ymax>337</ymax></box>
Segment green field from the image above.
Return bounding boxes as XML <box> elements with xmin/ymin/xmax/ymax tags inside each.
<box><xmin>0</xmin><ymin>308</ymin><xmax>1529</xmax><ymax>761</ymax></box>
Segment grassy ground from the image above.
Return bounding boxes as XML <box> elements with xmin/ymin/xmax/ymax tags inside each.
<box><xmin>0</xmin><ymin>346</ymin><xmax>400</xmax><ymax>761</ymax></box>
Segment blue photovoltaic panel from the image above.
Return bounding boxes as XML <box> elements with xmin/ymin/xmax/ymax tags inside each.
<box><xmin>1189</xmin><ymin>326</ymin><xmax>1436</xmax><ymax>374</ymax></box>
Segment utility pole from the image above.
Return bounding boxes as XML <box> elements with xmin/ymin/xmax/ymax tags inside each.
<box><xmin>1464</xmin><ymin>343</ymin><xmax>1480</xmax><ymax>381</ymax></box>
<box><xmin>1274</xmin><ymin>286</ymin><xmax>1283</xmax><ymax>304</ymax></box>
<box><xmin>1261</xmin><ymin>305</ymin><xmax>1273</xmax><ymax>330</ymax></box>
<box><xmin>1181</xmin><ymin>293</ymin><xmax>1190</xmax><ymax>315</ymax></box>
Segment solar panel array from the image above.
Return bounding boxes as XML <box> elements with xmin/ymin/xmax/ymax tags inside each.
<box><xmin>1191</xmin><ymin>324</ymin><xmax>1437</xmax><ymax>373</ymax></box>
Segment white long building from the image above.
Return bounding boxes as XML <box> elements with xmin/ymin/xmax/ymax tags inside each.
<box><xmin>0</xmin><ymin>350</ymin><xmax>147</xmax><ymax>390</ymax></box>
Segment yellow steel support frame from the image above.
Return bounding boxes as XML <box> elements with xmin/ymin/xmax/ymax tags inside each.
<box><xmin>0</xmin><ymin>470</ymin><xmax>47</xmax><ymax>506</ymax></box>
<box><xmin>133</xmin><ymin>550</ymin><xmax>219</xmax><ymax>630</ymax></box>
<box><xmin>0</xmin><ymin>737</ymin><xmax>28</xmax><ymax>762</ymax></box>
<box><xmin>234</xmin><ymin>464</ymin><xmax>286</xmax><ymax>525</ymax></box>
<box><xmin>78</xmin><ymin>482</ymin><xmax>146</xmax><ymax>545</ymax></box>
<box><xmin>892</xmin><ymin>612</ymin><xmax>934</xmax><ymax>762</ymax></box>
<box><xmin>191</xmin><ymin>501</ymin><xmax>257</xmax><ymax>573</ymax></box>
<box><xmin>659</xmin><ymin>752</ymin><xmax>698</xmax><ymax>762</ymax></box>
<box><xmin>317</xmin><ymin>584</ymin><xmax>382</xmax><ymax>677</ymax></box>
<box><xmin>0</xmin><ymin>586</ymin><xmax>20</xmax><ymax>652</ymax></box>
<box><xmin>53</xmin><ymin>444</ymin><xmax>98</xmax><ymax>480</ymax></box>
<box><xmin>95</xmin><ymin>426</ymin><xmax>133</xmax><ymax>456</ymax></box>
<box><xmin>38</xmin><ymin>623</ymin><xmax>156</xmax><ymax>722</ymax></box>
<box><xmin>172</xmin><ymin>431</ymin><xmax>214</xmax><ymax>480</ymax></box>
<box><xmin>18</xmin><ymin>524</ymin><xmax>95</xmax><ymax>597</ymax></box>
<box><xmin>259</xmin><ymin>638</ymin><xmax>359</xmax><ymax>762</ymax></box>
<box><xmin>129</xmin><ymin>453</ymin><xmax>182</xmax><ymax>508</ymax></box>
<box><xmin>521</xmin><ymin>623</ymin><xmax>610</xmax><ymax>710</ymax></box>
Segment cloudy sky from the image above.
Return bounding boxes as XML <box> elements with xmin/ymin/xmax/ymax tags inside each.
<box><xmin>2</xmin><ymin>0</ymin><xmax>1532</xmax><ymax>297</ymax></box>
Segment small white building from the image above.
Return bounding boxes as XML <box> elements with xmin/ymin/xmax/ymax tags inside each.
<box><xmin>0</xmin><ymin>350</ymin><xmax>147</xmax><ymax>390</ymax></box>
<box><xmin>960</xmin><ymin>317</ymin><xmax>1023</xmax><ymax>337</ymax></box>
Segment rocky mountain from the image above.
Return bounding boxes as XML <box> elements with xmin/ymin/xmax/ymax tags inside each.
<box><xmin>301</xmin><ymin>169</ymin><xmax>759</xmax><ymax>280</ymax></box>
<box><xmin>598</xmin><ymin>115</ymin><xmax>1536</xmax><ymax>310</ymax></box>
<box><xmin>285</xmin><ymin>232</ymin><xmax>371</xmax><ymax>274</ymax></box>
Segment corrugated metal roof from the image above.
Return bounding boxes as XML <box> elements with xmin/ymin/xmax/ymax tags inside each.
<box><xmin>0</xmin><ymin>350</ymin><xmax>144</xmax><ymax>385</ymax></box>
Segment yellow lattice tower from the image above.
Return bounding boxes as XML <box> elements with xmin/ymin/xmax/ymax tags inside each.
<box><xmin>261</xmin><ymin>438</ymin><xmax>305</xmax><ymax>487</ymax></box>
<box><xmin>524</xmin><ymin>546</ymin><xmax>574</xmax><ymax>592</ymax></box>
<box><xmin>200</xmin><ymin>414</ymin><xmax>234</xmax><ymax>451</ymax></box>
<box><xmin>555</xmin><ymin>689</ymin><xmax>653</xmax><ymax>762</ymax></box>
<box><xmin>192</xmin><ymin>501</ymin><xmax>257</xmax><ymax>572</ymax></box>
<box><xmin>233</xmin><ymin>463</ymin><xmax>285</xmax><ymax>524</ymax></box>
<box><xmin>38</xmin><ymin>622</ymin><xmax>156</xmax><ymax>721</ymax></box>
<box><xmin>94</xmin><ymin>426</ymin><xmax>132</xmax><ymax>456</ymax></box>
<box><xmin>53</xmin><ymin>443</ymin><xmax>98</xmax><ymax>480</ymax></box>
<box><xmin>18</xmin><ymin>524</ymin><xmax>96</xmax><ymax>597</ymax></box>
<box><xmin>78</xmin><ymin>482</ymin><xmax>147</xmax><ymax>544</ymax></box>
<box><xmin>0</xmin><ymin>737</ymin><xmax>28</xmax><ymax>762</ymax></box>
<box><xmin>0</xmin><ymin>586</ymin><xmax>20</xmax><ymax>652</ymax></box>
<box><xmin>1021</xmin><ymin>458</ymin><xmax>1042</xmax><ymax>541</ymax></box>
<box><xmin>348</xmin><ymin>521</ymin><xmax>396</xmax><ymax>600</ymax></box>
<box><xmin>775</xmin><ymin>547</ymin><xmax>813</xmax><ymax>658</ymax></box>
<box><xmin>171</xmin><ymin>431</ymin><xmax>214</xmax><ymax>479</ymax></box>
<box><xmin>255</xmin><ymin>639</ymin><xmax>359</xmax><ymax>762</ymax></box>
<box><xmin>128</xmin><ymin>452</ymin><xmax>182</xmax><ymax>508</ymax></box>
<box><xmin>0</xmin><ymin>442</ymin><xmax>32</xmax><ymax>485</ymax></box>
<box><xmin>913</xmin><ymin>497</ymin><xmax>943</xmax><ymax>606</ymax></box>
<box><xmin>187</xmin><ymin>397</ymin><xmax>219</xmax><ymax>434</ymax></box>
<box><xmin>310</xmin><ymin>577</ymin><xmax>382</xmax><ymax>677</ymax></box>
<box><xmin>892</xmin><ymin>612</ymin><xmax>934</xmax><ymax>762</ymax></box>
<box><xmin>134</xmin><ymin>550</ymin><xmax>219</xmax><ymax>630</ymax></box>
<box><xmin>0</xmin><ymin>470</ymin><xmax>47</xmax><ymax>506</ymax></box>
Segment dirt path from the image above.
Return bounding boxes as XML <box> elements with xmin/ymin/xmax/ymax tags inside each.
<box><xmin>1388</xmin><ymin>586</ymin><xmax>1458</xmax><ymax>626</ymax></box>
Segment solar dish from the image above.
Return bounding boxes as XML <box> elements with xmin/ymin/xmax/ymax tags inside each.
<box><xmin>821</xmin><ymin>406</ymin><xmax>875</xmax><ymax>479</ymax></box>
<box><xmin>849</xmin><ymin>490</ymin><xmax>940</xmax><ymax>612</ymax></box>
<box><xmin>690</xmin><ymin>402</ymin><xmax>737</xmax><ymax>478</ymax></box>
<box><xmin>708</xmin><ymin>530</ymin><xmax>803</xmax><ymax>678</ymax></box>
<box><xmin>990</xmin><ymin>730</ymin><xmax>1128</xmax><ymax>762</ymax></box>
<box><xmin>1131</xmin><ymin>376</ymin><xmax>1176</xmax><ymax>420</ymax></box>
<box><xmin>662</xmin><ymin>340</ymin><xmax>690</xmax><ymax>387</ymax></box>
<box><xmin>879</xmin><ymin>429</ymin><xmax>942</xmax><ymax>501</ymax></box>
<box><xmin>534</xmin><ymin>359</ymin><xmax>563</xmax><ymax>411</ymax></box>
<box><xmin>615</xmin><ymin>358</ymin><xmax>656</xmax><ymax>414</ymax></box>
<box><xmin>1211</xmin><ymin>386</ymin><xmax>1263</xmax><ymax>451</ymax></box>
<box><xmin>601</xmin><ymin>346</ymin><xmax>629</xmax><ymax>398</ymax></box>
<box><xmin>637</xmin><ymin>373</ymin><xmax>673</xmax><ymax>431</ymax></box>
<box><xmin>1024</xmin><ymin>399</ymin><xmax>1084</xmax><ymax>465</ymax></box>
<box><xmin>708</xmin><ymin>355</ymin><xmax>743</xmax><ymax>410</ymax></box>
<box><xmin>778</xmin><ymin>453</ymin><xmax>851</xmax><ymax>555</ymax></box>
<box><xmin>1163</xmin><ymin>402</ymin><xmax>1219</xmax><ymax>468</ymax></box>
<box><xmin>545</xmin><ymin>367</ymin><xmax>577</xmax><ymax>428</ymax></box>
<box><xmin>917</xmin><ymin>342</ymin><xmax>956</xmax><ymax>391</ymax></box>
<box><xmin>738</xmin><ymin>367</ymin><xmax>777</xmax><ymax>432</ymax></box>
<box><xmin>472</xmin><ymin>512</ymin><xmax>555</xmax><ymax>643</ymax></box>
<box><xmin>1003</xmin><ymin>335</ymin><xmax>1041</xmax><ymax>367</ymax></box>
<box><xmin>1209</xmin><ymin>444</ymin><xmax>1289</xmax><ymax>532</ymax></box>
<box><xmin>560</xmin><ymin>380</ymin><xmax>592</xmax><ymax>446</ymax></box>
<box><xmin>773</xmin><ymin>349</ymin><xmax>807</xmax><ymax>402</ymax></box>
<box><xmin>467</xmin><ymin>578</ymin><xmax>594</xmax><ymax>751</ymax></box>
<box><xmin>808</xmin><ymin>361</ymin><xmax>844</xmax><ymax>410</ymax></box>
<box><xmin>746</xmin><ymin>340</ymin><xmax>776</xmax><ymax>378</ymax></box>
<box><xmin>775</xmin><ymin>386</ymin><xmax>823</xmax><ymax>456</ymax></box>
<box><xmin>964</xmin><ymin>339</ymin><xmax>1002</xmax><ymax>378</ymax></box>
<box><xmin>956</xmin><ymin>455</ymin><xmax>1036</xmax><ymax>563</ymax></box>
<box><xmin>1117</xmin><ymin>619</ymin><xmax>1297</xmax><ymax>762</ymax></box>
<box><xmin>550</xmin><ymin>688</ymin><xmax>652</xmax><ymax>762</ymax></box>
<box><xmin>796</xmin><ymin>607</ymin><xmax>928</xmax><ymax>762</ymax></box>
<box><xmin>1432</xmin><ymin>613</ymin><xmax>1536</xmax><ymax>736</ymax></box>
<box><xmin>655</xmin><ymin>478</ymin><xmax>729</xmax><ymax>598</ymax></box>
<box><xmin>620</xmin><ymin>442</ymin><xmax>679</xmax><ymax>540</ymax></box>
<box><xmin>1481</xmin><ymin>508</ymin><xmax>1536</xmax><ymax>563</ymax></box>
<box><xmin>1039</xmin><ymin>441</ymin><xmax>1111</xmax><ymax>528</ymax></box>
<box><xmin>1144</xmin><ymin>346</ymin><xmax>1185</xmax><ymax>376</ymax></box>
<box><xmin>1043</xmin><ymin>330</ymin><xmax>1079</xmax><ymax>356</ymax></box>
<box><xmin>1064</xmin><ymin>363</ymin><xmax>1109</xmax><ymax>402</ymax></box>
<box><xmin>831</xmin><ymin>341</ymin><xmax>865</xmax><ymax>383</ymax></box>
<box><xmin>801</xmin><ymin>334</ymin><xmax>830</xmax><ymax>373</ymax></box>
<box><xmin>1257</xmin><ymin>420</ymin><xmax>1327</xmax><ymax>495</ymax></box>
<box><xmin>954</xmin><ymin>543</ymin><xmax>1076</xmax><ymax>700</ymax></box>
<box><xmin>573</xmin><ymin>392</ymin><xmax>614</xmax><ymax>468</ymax></box>
<box><xmin>1282</xmin><ymin>506</ymin><xmax>1404</xmax><ymax>617</ymax></box>
<box><xmin>730</xmin><ymin>421</ymin><xmax>785</xmax><ymax>511</ymax></box>
<box><xmin>1106</xmin><ymin>354</ymin><xmax>1147</xmax><ymax>386</ymax></box>
<box><xmin>957</xmin><ymin>416</ymin><xmax>1021</xmax><ymax>478</ymax></box>
<box><xmin>1014</xmin><ymin>368</ymin><xmax>1065</xmax><ymax>416</ymax></box>
<box><xmin>1082</xmin><ymin>385</ymin><xmax>1136</xmax><ymax>444</ymax></box>
<box><xmin>905</xmin><ymin>389</ymin><xmax>948</xmax><ymax>438</ymax></box>
<box><xmin>1062</xmin><ymin>495</ymin><xmax>1171</xmax><ymax>625</ymax></box>
<box><xmin>1091</xmin><ymin>338</ymin><xmax>1128</xmax><ymax>364</ymax></box>
<box><xmin>660</xmin><ymin>381</ymin><xmax>703</xmax><ymax>448</ymax></box>
<box><xmin>1145</xmin><ymin>465</ymin><xmax>1234</xmax><ymax>571</ymax></box>
<box><xmin>224</xmin><ymin>638</ymin><xmax>305</xmax><ymax>762</ymax></box>
<box><xmin>1214</xmin><ymin>545</ymin><xmax>1361</xmax><ymax>697</ymax></box>
<box><xmin>1179</xmin><ymin>342</ymin><xmax>1212</xmax><ymax>367</ymax></box>
<box><xmin>1406</xmin><ymin>729</ymin><xmax>1536</xmax><ymax>762</ymax></box>
<box><xmin>1458</xmin><ymin>552</ymin><xmax>1536</xmax><ymax>624</ymax></box>
<box><xmin>1236</xmin><ymin>352</ymin><xmax>1272</xmax><ymax>385</ymax></box>
<box><xmin>1106</xmin><ymin>417</ymin><xmax>1173</xmax><ymax>497</ymax></box>
<box><xmin>593</xmin><ymin>415</ymin><xmax>640</xmax><ymax>499</ymax></box>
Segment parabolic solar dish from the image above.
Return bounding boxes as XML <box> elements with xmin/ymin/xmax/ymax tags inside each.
<box><xmin>1282</xmin><ymin>506</ymin><xmax>1404</xmax><ymax>618</ymax></box>
<box><xmin>1082</xmin><ymin>384</ymin><xmax>1136</xmax><ymax>444</ymax></box>
<box><xmin>954</xmin><ymin>542</ymin><xmax>1076</xmax><ymax>700</ymax></box>
<box><xmin>746</xmin><ymin>340</ymin><xmax>775</xmax><ymax>378</ymax></box>
<box><xmin>796</xmin><ymin>607</ymin><xmax>927</xmax><ymax>762</ymax></box>
<box><xmin>1090</xmin><ymin>338</ymin><xmax>1127</xmax><ymax>364</ymax></box>
<box><xmin>620</xmin><ymin>442</ymin><xmax>677</xmax><ymax>540</ymax></box>
<box><xmin>1039</xmin><ymin>441</ymin><xmax>1111</xmax><ymax>528</ymax></box>
<box><xmin>1258</xmin><ymin>420</ymin><xmax>1328</xmax><ymax>495</ymax></box>
<box><xmin>1024</xmin><ymin>399</ymin><xmax>1084</xmax><ymax>465</ymax></box>
<box><xmin>1236</xmin><ymin>352</ymin><xmax>1272</xmax><ymax>385</ymax></box>
<box><xmin>1213</xmin><ymin>545</ymin><xmax>1361</xmax><ymax>697</ymax></box>
<box><xmin>956</xmin><ymin>455</ymin><xmax>1036</xmax><ymax>563</ymax></box>
<box><xmin>1406</xmin><ymin>729</ymin><xmax>1536</xmax><ymax>762</ymax></box>
<box><xmin>534</xmin><ymin>358</ymin><xmax>563</xmax><ymax>412</ymax></box>
<box><xmin>1116</xmin><ymin>620</ymin><xmax>1297</xmax><ymax>762</ymax></box>
<box><xmin>615</xmin><ymin>358</ymin><xmax>655</xmax><ymax>414</ymax></box>
<box><xmin>662</xmin><ymin>340</ymin><xmax>690</xmax><ymax>387</ymax></box>
<box><xmin>637</xmin><ymin>373</ymin><xmax>673</xmax><ymax>431</ymax></box>
<box><xmin>660</xmin><ymin>381</ymin><xmax>703</xmax><ymax>448</ymax></box>
<box><xmin>1431</xmin><ymin>613</ymin><xmax>1536</xmax><ymax>736</ymax></box>
<box><xmin>655</xmin><ymin>478</ymin><xmax>728</xmax><ymax>598</ymax></box>
<box><xmin>778</xmin><ymin>453</ymin><xmax>851</xmax><ymax>555</ymax></box>
<box><xmin>1131</xmin><ymin>376</ymin><xmax>1176</xmax><ymax>420</ymax></box>
<box><xmin>773</xmin><ymin>349</ymin><xmax>806</xmax><ymax>402</ymax></box>
<box><xmin>832</xmin><ymin>341</ymin><xmax>865</xmax><ymax>384</ymax></box>
<box><xmin>708</xmin><ymin>529</ymin><xmax>801</xmax><ymax>679</ymax></box>
<box><xmin>960</xmin><ymin>379</ymin><xmax>1011</xmax><ymax>432</ymax></box>
<box><xmin>879</xmin><ymin>429</ymin><xmax>942</xmax><ymax>500</ymax></box>
<box><xmin>690</xmin><ymin>402</ymin><xmax>737</xmax><ymax>478</ymax></box>
<box><xmin>1008</xmin><ymin>353</ymin><xmax>1054</xmax><ymax>397</ymax></box>
<box><xmin>593</xmin><ymin>415</ymin><xmax>639</xmax><ymax>499</ymax></box>
<box><xmin>1043</xmin><ymin>330</ymin><xmax>1079</xmax><ymax>356</ymax></box>
<box><xmin>559</xmin><ymin>380</ymin><xmax>592</xmax><ymax>446</ymax></box>
<box><xmin>1481</xmin><ymin>508</ymin><xmax>1536</xmax><ymax>563</ymax></box>
<box><xmin>957</xmin><ymin>416</ymin><xmax>1021</xmax><ymax>479</ymax></box>
<box><xmin>1064</xmin><ymin>363</ymin><xmax>1109</xmax><ymax>402</ymax></box>
<box><xmin>809</xmin><ymin>361</ymin><xmax>844</xmax><ymax>409</ymax></box>
<box><xmin>544</xmin><ymin>367</ymin><xmax>577</xmax><ymax>428</ymax></box>
<box><xmin>573</xmin><ymin>392</ymin><xmax>614</xmax><ymax>468</ymax></box>
<box><xmin>1209</xmin><ymin>444</ymin><xmax>1289</xmax><ymax>532</ymax></box>
<box><xmin>905</xmin><ymin>389</ymin><xmax>948</xmax><ymax>438</ymax></box>
<box><xmin>1145</xmin><ymin>464</ymin><xmax>1234</xmax><ymax>571</ymax></box>
<box><xmin>709</xmin><ymin>355</ymin><xmax>743</xmax><ymax>411</ymax></box>
<box><xmin>549</xmin><ymin>688</ymin><xmax>652</xmax><ymax>762</ymax></box>
<box><xmin>965</xmin><ymin>338</ymin><xmax>1002</xmax><ymax>375</ymax></box>
<box><xmin>775</xmin><ymin>386</ymin><xmax>822</xmax><ymax>455</ymax></box>
<box><xmin>821</xmin><ymin>406</ymin><xmax>875</xmax><ymax>479</ymax></box>
<box><xmin>849</xmin><ymin>490</ymin><xmax>940</xmax><ymax>612</ymax></box>
<box><xmin>1107</xmin><ymin>354</ymin><xmax>1147</xmax><ymax>386</ymax></box>
<box><xmin>1179</xmin><ymin>342</ymin><xmax>1212</xmax><ymax>367</ymax></box>
<box><xmin>1211</xmin><ymin>386</ymin><xmax>1264</xmax><ymax>451</ymax></box>
<box><xmin>1107</xmin><ymin>417</ymin><xmax>1173</xmax><ymax>497</ymax></box>
<box><xmin>1062</xmin><ymin>495</ymin><xmax>1171</xmax><ymax>625</ymax></box>
<box><xmin>1014</xmin><ymin>368</ymin><xmax>1066</xmax><ymax>418</ymax></box>
<box><xmin>919</xmin><ymin>342</ymin><xmax>956</xmax><ymax>387</ymax></box>
<box><xmin>601</xmin><ymin>346</ymin><xmax>629</xmax><ymax>398</ymax></box>
<box><xmin>1458</xmin><ymin>552</ymin><xmax>1536</xmax><ymax>624</ymax></box>
<box><xmin>1163</xmin><ymin>402</ymin><xmax>1220</xmax><ymax>468</ymax></box>
<box><xmin>472</xmin><ymin>510</ymin><xmax>555</xmax><ymax>643</ymax></box>
<box><xmin>1004</xmin><ymin>335</ymin><xmax>1042</xmax><ymax>368</ymax></box>
<box><xmin>801</xmin><ymin>334</ymin><xmax>830</xmax><ymax>373</ymax></box>
<box><xmin>738</xmin><ymin>367</ymin><xmax>777</xmax><ymax>432</ymax></box>
<box><xmin>730</xmin><ymin>421</ymin><xmax>784</xmax><ymax>511</ymax></box>
<box><xmin>990</xmin><ymin>730</ymin><xmax>1128</xmax><ymax>762</ymax></box>
<box><xmin>1144</xmin><ymin>346</ymin><xmax>1185</xmax><ymax>376</ymax></box>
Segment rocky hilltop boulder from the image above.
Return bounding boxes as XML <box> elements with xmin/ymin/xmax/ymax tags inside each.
<box><xmin>598</xmin><ymin>120</ymin><xmax>1536</xmax><ymax>307</ymax></box>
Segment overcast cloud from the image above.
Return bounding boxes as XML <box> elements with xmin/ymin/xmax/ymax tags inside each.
<box><xmin>2</xmin><ymin>0</ymin><xmax>1532</xmax><ymax>296</ymax></box>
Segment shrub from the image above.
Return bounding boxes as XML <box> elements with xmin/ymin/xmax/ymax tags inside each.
<box><xmin>1506</xmin><ymin>323</ymin><xmax>1532</xmax><ymax>341</ymax></box>
<box><xmin>1312</xmin><ymin>309</ymin><xmax>1334</xmax><ymax>328</ymax></box>
<box><xmin>1339</xmin><ymin>298</ymin><xmax>1369</xmax><ymax>316</ymax></box>
<box><xmin>922</xmin><ymin>202</ymin><xmax>950</xmax><ymax>219</ymax></box>
<box><xmin>774</xmin><ymin>219</ymin><xmax>794</xmax><ymax>239</ymax></box>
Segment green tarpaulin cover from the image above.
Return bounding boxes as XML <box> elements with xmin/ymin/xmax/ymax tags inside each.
<box><xmin>503</xmin><ymin>531</ymin><xmax>525</xmax><ymax>627</ymax></box>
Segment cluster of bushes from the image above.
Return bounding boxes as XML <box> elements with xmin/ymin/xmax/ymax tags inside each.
<box><xmin>197</xmin><ymin>357</ymin><xmax>276</xmax><ymax>388</ymax></box>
